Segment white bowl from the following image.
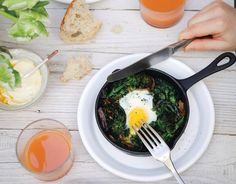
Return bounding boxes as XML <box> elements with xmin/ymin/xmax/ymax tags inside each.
<box><xmin>0</xmin><ymin>49</ymin><xmax>48</xmax><ymax>111</ymax></box>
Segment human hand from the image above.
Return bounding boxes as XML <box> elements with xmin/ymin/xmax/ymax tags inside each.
<box><xmin>179</xmin><ymin>1</ymin><xmax>236</xmax><ymax>51</ymax></box>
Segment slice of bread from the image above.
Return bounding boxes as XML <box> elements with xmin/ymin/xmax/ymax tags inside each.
<box><xmin>60</xmin><ymin>0</ymin><xmax>102</xmax><ymax>43</ymax></box>
<box><xmin>60</xmin><ymin>55</ymin><xmax>92</xmax><ymax>82</ymax></box>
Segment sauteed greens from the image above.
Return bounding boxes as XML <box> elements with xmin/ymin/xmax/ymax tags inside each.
<box><xmin>97</xmin><ymin>72</ymin><xmax>186</xmax><ymax>152</ymax></box>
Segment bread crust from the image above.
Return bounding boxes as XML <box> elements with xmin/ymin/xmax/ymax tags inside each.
<box><xmin>60</xmin><ymin>0</ymin><xmax>102</xmax><ymax>43</ymax></box>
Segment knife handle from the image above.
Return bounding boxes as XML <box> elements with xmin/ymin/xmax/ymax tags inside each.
<box><xmin>168</xmin><ymin>39</ymin><xmax>194</xmax><ymax>53</ymax></box>
<box><xmin>169</xmin><ymin>35</ymin><xmax>215</xmax><ymax>53</ymax></box>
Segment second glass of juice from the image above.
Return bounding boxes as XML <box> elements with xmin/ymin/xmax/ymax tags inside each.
<box><xmin>140</xmin><ymin>0</ymin><xmax>186</xmax><ymax>28</ymax></box>
<box><xmin>16</xmin><ymin>119</ymin><xmax>74</xmax><ymax>181</ymax></box>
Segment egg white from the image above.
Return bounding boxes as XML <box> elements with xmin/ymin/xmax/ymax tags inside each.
<box><xmin>119</xmin><ymin>89</ymin><xmax>157</xmax><ymax>134</ymax></box>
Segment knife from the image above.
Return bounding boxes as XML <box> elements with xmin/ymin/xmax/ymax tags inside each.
<box><xmin>107</xmin><ymin>39</ymin><xmax>193</xmax><ymax>83</ymax></box>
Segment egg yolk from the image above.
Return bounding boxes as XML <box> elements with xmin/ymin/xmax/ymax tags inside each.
<box><xmin>0</xmin><ymin>88</ymin><xmax>8</xmax><ymax>104</ymax></box>
<box><xmin>128</xmin><ymin>107</ymin><xmax>148</xmax><ymax>129</ymax></box>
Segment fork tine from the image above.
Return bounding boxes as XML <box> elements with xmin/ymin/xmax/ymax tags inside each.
<box><xmin>135</xmin><ymin>122</ymin><xmax>156</xmax><ymax>148</ymax></box>
<box><xmin>141</xmin><ymin>122</ymin><xmax>160</xmax><ymax>146</ymax></box>
<box><xmin>145</xmin><ymin>123</ymin><xmax>167</xmax><ymax>146</ymax></box>
<box><xmin>133</xmin><ymin>126</ymin><xmax>153</xmax><ymax>153</ymax></box>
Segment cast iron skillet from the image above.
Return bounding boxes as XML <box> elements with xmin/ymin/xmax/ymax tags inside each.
<box><xmin>95</xmin><ymin>52</ymin><xmax>236</xmax><ymax>156</ymax></box>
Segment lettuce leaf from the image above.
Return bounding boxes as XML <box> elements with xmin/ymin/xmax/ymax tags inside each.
<box><xmin>0</xmin><ymin>0</ymin><xmax>49</xmax><ymax>41</ymax></box>
<box><xmin>0</xmin><ymin>62</ymin><xmax>15</xmax><ymax>88</ymax></box>
<box><xmin>0</xmin><ymin>48</ymin><xmax>22</xmax><ymax>88</ymax></box>
<box><xmin>19</xmin><ymin>9</ymin><xmax>48</xmax><ymax>22</ymax></box>
<box><xmin>8</xmin><ymin>17</ymin><xmax>48</xmax><ymax>41</ymax></box>
<box><xmin>2</xmin><ymin>0</ymin><xmax>39</xmax><ymax>11</ymax></box>
<box><xmin>0</xmin><ymin>46</ymin><xmax>12</xmax><ymax>59</ymax></box>
<box><xmin>13</xmin><ymin>69</ymin><xmax>21</xmax><ymax>87</ymax></box>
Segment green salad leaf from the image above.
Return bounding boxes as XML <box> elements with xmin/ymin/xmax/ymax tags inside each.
<box><xmin>0</xmin><ymin>0</ymin><xmax>49</xmax><ymax>41</ymax></box>
<box><xmin>0</xmin><ymin>47</ymin><xmax>21</xmax><ymax>88</ymax></box>
<box><xmin>0</xmin><ymin>62</ymin><xmax>15</xmax><ymax>87</ymax></box>
<box><xmin>12</xmin><ymin>69</ymin><xmax>21</xmax><ymax>87</ymax></box>
<box><xmin>19</xmin><ymin>9</ymin><xmax>48</xmax><ymax>22</ymax></box>
<box><xmin>8</xmin><ymin>17</ymin><xmax>48</xmax><ymax>41</ymax></box>
<box><xmin>0</xmin><ymin>46</ymin><xmax>12</xmax><ymax>59</ymax></box>
<box><xmin>2</xmin><ymin>0</ymin><xmax>39</xmax><ymax>11</ymax></box>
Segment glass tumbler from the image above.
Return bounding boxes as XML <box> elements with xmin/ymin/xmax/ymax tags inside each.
<box><xmin>140</xmin><ymin>0</ymin><xmax>186</xmax><ymax>28</ymax></box>
<box><xmin>16</xmin><ymin>119</ymin><xmax>74</xmax><ymax>181</ymax></box>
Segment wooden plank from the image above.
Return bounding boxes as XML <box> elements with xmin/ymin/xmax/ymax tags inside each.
<box><xmin>0</xmin><ymin>1</ymin><xmax>235</xmax><ymax>183</ymax></box>
<box><xmin>0</xmin><ymin>132</ymin><xmax>235</xmax><ymax>184</ymax></box>
<box><xmin>0</xmin><ymin>10</ymin><xmax>230</xmax><ymax>58</ymax></box>
<box><xmin>0</xmin><ymin>10</ymin><xmax>212</xmax><ymax>53</ymax></box>
<box><xmin>0</xmin><ymin>130</ymin><xmax>92</xmax><ymax>163</ymax></box>
<box><xmin>0</xmin><ymin>67</ymin><xmax>235</xmax><ymax>134</ymax></box>
<box><xmin>47</xmin><ymin>0</ymin><xmax>234</xmax><ymax>11</ymax></box>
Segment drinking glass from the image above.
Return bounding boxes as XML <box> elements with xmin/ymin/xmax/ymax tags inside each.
<box><xmin>16</xmin><ymin>119</ymin><xmax>74</xmax><ymax>181</ymax></box>
<box><xmin>140</xmin><ymin>0</ymin><xmax>186</xmax><ymax>28</ymax></box>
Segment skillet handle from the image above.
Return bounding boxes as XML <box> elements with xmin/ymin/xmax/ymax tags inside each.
<box><xmin>179</xmin><ymin>52</ymin><xmax>236</xmax><ymax>91</ymax></box>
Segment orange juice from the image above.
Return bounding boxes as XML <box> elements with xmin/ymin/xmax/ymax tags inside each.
<box><xmin>22</xmin><ymin>130</ymin><xmax>71</xmax><ymax>173</ymax></box>
<box><xmin>16</xmin><ymin>119</ymin><xmax>73</xmax><ymax>181</ymax></box>
<box><xmin>140</xmin><ymin>0</ymin><xmax>185</xmax><ymax>28</ymax></box>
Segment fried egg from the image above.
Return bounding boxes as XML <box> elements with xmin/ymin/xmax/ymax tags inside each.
<box><xmin>119</xmin><ymin>89</ymin><xmax>157</xmax><ymax>134</ymax></box>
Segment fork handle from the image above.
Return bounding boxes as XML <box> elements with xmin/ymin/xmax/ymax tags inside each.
<box><xmin>163</xmin><ymin>158</ymin><xmax>185</xmax><ymax>184</ymax></box>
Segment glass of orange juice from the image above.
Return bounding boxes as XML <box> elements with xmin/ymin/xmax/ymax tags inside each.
<box><xmin>16</xmin><ymin>119</ymin><xmax>74</xmax><ymax>181</ymax></box>
<box><xmin>140</xmin><ymin>0</ymin><xmax>186</xmax><ymax>28</ymax></box>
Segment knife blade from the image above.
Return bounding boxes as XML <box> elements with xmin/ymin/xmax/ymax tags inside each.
<box><xmin>107</xmin><ymin>39</ymin><xmax>193</xmax><ymax>83</ymax></box>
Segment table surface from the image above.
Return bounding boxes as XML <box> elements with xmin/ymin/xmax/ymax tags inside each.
<box><xmin>0</xmin><ymin>0</ymin><xmax>235</xmax><ymax>183</ymax></box>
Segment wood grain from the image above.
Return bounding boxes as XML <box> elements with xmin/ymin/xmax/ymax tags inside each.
<box><xmin>0</xmin><ymin>0</ymin><xmax>235</xmax><ymax>183</ymax></box>
<box><xmin>0</xmin><ymin>10</ymin><xmax>226</xmax><ymax>57</ymax></box>
<box><xmin>47</xmin><ymin>0</ymin><xmax>234</xmax><ymax>10</ymax></box>
<box><xmin>1</xmin><ymin>69</ymin><xmax>235</xmax><ymax>134</ymax></box>
<box><xmin>0</xmin><ymin>131</ymin><xmax>235</xmax><ymax>184</ymax></box>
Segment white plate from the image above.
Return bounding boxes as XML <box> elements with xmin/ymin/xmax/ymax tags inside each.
<box><xmin>77</xmin><ymin>54</ymin><xmax>215</xmax><ymax>182</ymax></box>
<box><xmin>54</xmin><ymin>0</ymin><xmax>101</xmax><ymax>4</ymax></box>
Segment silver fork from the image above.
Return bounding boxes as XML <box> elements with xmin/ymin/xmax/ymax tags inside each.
<box><xmin>133</xmin><ymin>122</ymin><xmax>185</xmax><ymax>184</ymax></box>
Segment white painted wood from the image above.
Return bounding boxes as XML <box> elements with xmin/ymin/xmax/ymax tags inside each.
<box><xmin>0</xmin><ymin>10</ymin><xmax>230</xmax><ymax>58</ymax></box>
<box><xmin>48</xmin><ymin>0</ymin><xmax>234</xmax><ymax>10</ymax></box>
<box><xmin>0</xmin><ymin>0</ymin><xmax>235</xmax><ymax>183</ymax></box>
<box><xmin>0</xmin><ymin>132</ymin><xmax>235</xmax><ymax>184</ymax></box>
<box><xmin>3</xmin><ymin>9</ymin><xmax>197</xmax><ymax>54</ymax></box>
<box><xmin>0</xmin><ymin>70</ymin><xmax>236</xmax><ymax>135</ymax></box>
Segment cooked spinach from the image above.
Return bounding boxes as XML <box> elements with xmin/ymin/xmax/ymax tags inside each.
<box><xmin>97</xmin><ymin>72</ymin><xmax>186</xmax><ymax>152</ymax></box>
<box><xmin>105</xmin><ymin>74</ymin><xmax>154</xmax><ymax>99</ymax></box>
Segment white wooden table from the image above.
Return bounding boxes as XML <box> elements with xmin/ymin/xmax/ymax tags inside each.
<box><xmin>0</xmin><ymin>0</ymin><xmax>235</xmax><ymax>183</ymax></box>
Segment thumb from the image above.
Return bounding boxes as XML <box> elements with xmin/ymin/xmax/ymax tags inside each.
<box><xmin>179</xmin><ymin>28</ymin><xmax>192</xmax><ymax>40</ymax></box>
